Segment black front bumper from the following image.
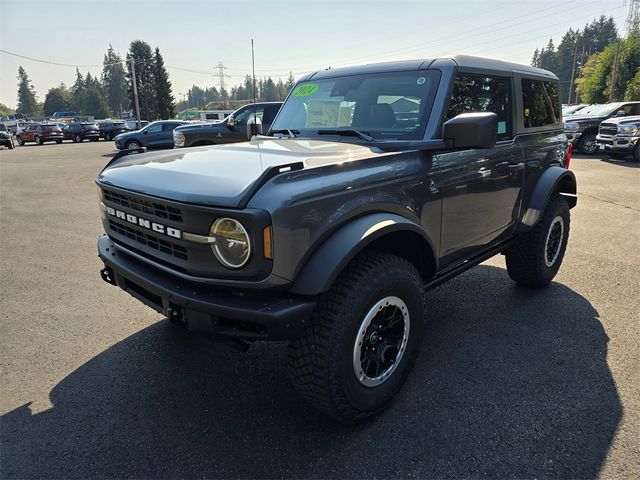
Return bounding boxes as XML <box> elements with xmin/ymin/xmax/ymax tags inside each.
<box><xmin>98</xmin><ymin>235</ymin><xmax>315</xmax><ymax>340</ymax></box>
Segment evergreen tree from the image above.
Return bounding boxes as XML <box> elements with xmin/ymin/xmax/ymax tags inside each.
<box><xmin>16</xmin><ymin>66</ymin><xmax>38</xmax><ymax>116</ymax></box>
<box><xmin>102</xmin><ymin>45</ymin><xmax>128</xmax><ymax>116</ymax></box>
<box><xmin>126</xmin><ymin>40</ymin><xmax>155</xmax><ymax>120</ymax></box>
<box><xmin>285</xmin><ymin>72</ymin><xmax>296</xmax><ymax>93</ymax></box>
<box><xmin>80</xmin><ymin>86</ymin><xmax>110</xmax><ymax>118</ymax></box>
<box><xmin>153</xmin><ymin>47</ymin><xmax>175</xmax><ymax>119</ymax></box>
<box><xmin>71</xmin><ymin>68</ymin><xmax>85</xmax><ymax>112</ymax></box>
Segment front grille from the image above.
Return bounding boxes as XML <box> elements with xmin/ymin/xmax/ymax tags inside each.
<box><xmin>103</xmin><ymin>189</ymin><xmax>183</xmax><ymax>223</ymax></box>
<box><xmin>108</xmin><ymin>219</ymin><xmax>188</xmax><ymax>260</ymax></box>
<box><xmin>599</xmin><ymin>123</ymin><xmax>617</xmax><ymax>136</ymax></box>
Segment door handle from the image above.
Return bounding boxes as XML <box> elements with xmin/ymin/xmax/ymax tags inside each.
<box><xmin>507</xmin><ymin>163</ymin><xmax>525</xmax><ymax>173</ymax></box>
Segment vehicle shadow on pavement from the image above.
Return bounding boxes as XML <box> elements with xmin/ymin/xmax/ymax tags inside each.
<box><xmin>1</xmin><ymin>265</ymin><xmax>621</xmax><ymax>479</ymax></box>
<box><xmin>600</xmin><ymin>157</ymin><xmax>639</xmax><ymax>168</ymax></box>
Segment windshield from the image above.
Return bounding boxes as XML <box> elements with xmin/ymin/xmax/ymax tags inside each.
<box><xmin>271</xmin><ymin>71</ymin><xmax>440</xmax><ymax>141</ymax></box>
<box><xmin>578</xmin><ymin>103</ymin><xmax>622</xmax><ymax>117</ymax></box>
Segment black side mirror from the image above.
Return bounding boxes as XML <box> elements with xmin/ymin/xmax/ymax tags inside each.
<box><xmin>443</xmin><ymin>112</ymin><xmax>497</xmax><ymax>149</ymax></box>
<box><xmin>615</xmin><ymin>110</ymin><xmax>626</xmax><ymax>117</ymax></box>
<box><xmin>247</xmin><ymin>116</ymin><xmax>263</xmax><ymax>139</ymax></box>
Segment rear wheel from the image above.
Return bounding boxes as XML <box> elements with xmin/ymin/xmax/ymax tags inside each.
<box><xmin>73</xmin><ymin>134</ymin><xmax>82</xmax><ymax>143</ymax></box>
<box><xmin>104</xmin><ymin>133</ymin><xmax>111</xmax><ymax>141</ymax></box>
<box><xmin>17</xmin><ymin>136</ymin><xmax>24</xmax><ymax>146</ymax></box>
<box><xmin>577</xmin><ymin>132</ymin><xmax>598</xmax><ymax>155</ymax></box>
<box><xmin>125</xmin><ymin>140</ymin><xmax>141</xmax><ymax>150</ymax></box>
<box><xmin>506</xmin><ymin>195</ymin><xmax>570</xmax><ymax>287</ymax></box>
<box><xmin>35</xmin><ymin>135</ymin><xmax>43</xmax><ymax>145</ymax></box>
<box><xmin>289</xmin><ymin>251</ymin><xmax>425</xmax><ymax>423</ymax></box>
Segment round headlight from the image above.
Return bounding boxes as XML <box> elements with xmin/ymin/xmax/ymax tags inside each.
<box><xmin>211</xmin><ymin>218</ymin><xmax>251</xmax><ymax>268</ymax></box>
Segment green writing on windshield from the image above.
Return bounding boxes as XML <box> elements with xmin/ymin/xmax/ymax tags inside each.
<box><xmin>293</xmin><ymin>84</ymin><xmax>319</xmax><ymax>97</ymax></box>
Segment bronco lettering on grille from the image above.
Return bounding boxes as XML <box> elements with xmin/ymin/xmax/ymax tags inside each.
<box><xmin>103</xmin><ymin>204</ymin><xmax>181</xmax><ymax>239</ymax></box>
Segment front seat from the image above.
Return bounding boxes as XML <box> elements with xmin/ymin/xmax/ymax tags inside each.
<box><xmin>368</xmin><ymin>103</ymin><xmax>396</xmax><ymax>128</ymax></box>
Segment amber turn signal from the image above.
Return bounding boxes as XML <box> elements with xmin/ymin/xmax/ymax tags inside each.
<box><xmin>263</xmin><ymin>225</ymin><xmax>273</xmax><ymax>259</ymax></box>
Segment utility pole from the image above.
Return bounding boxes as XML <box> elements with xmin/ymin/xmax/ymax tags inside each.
<box><xmin>130</xmin><ymin>57</ymin><xmax>142</xmax><ymax>130</ymax></box>
<box><xmin>575</xmin><ymin>45</ymin><xmax>586</xmax><ymax>103</ymax></box>
<box><xmin>568</xmin><ymin>42</ymin><xmax>578</xmax><ymax>104</ymax></box>
<box><xmin>609</xmin><ymin>41</ymin><xmax>621</xmax><ymax>102</ymax></box>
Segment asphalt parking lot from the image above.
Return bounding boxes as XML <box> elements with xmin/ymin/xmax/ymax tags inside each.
<box><xmin>1</xmin><ymin>141</ymin><xmax>639</xmax><ymax>479</ymax></box>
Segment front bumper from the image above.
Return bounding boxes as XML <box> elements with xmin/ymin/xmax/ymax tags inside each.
<box><xmin>596</xmin><ymin>134</ymin><xmax>639</xmax><ymax>152</ymax></box>
<box><xmin>98</xmin><ymin>235</ymin><xmax>315</xmax><ymax>340</ymax></box>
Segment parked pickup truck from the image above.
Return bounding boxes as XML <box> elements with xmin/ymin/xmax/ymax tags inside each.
<box><xmin>596</xmin><ymin>115</ymin><xmax>640</xmax><ymax>162</ymax></box>
<box><xmin>96</xmin><ymin>55</ymin><xmax>576</xmax><ymax>423</ymax></box>
<box><xmin>173</xmin><ymin>102</ymin><xmax>282</xmax><ymax>147</ymax></box>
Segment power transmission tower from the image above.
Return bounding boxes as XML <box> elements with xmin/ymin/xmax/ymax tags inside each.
<box><xmin>216</xmin><ymin>61</ymin><xmax>228</xmax><ymax>92</ymax></box>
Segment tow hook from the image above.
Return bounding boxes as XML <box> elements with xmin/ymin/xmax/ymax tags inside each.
<box><xmin>100</xmin><ymin>267</ymin><xmax>116</xmax><ymax>285</ymax></box>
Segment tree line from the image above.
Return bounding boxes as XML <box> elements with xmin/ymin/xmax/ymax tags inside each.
<box><xmin>14</xmin><ymin>40</ymin><xmax>175</xmax><ymax>120</ymax></box>
<box><xmin>531</xmin><ymin>14</ymin><xmax>639</xmax><ymax>103</ymax></box>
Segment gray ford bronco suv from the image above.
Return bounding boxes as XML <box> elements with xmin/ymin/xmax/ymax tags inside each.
<box><xmin>97</xmin><ymin>55</ymin><xmax>576</xmax><ymax>423</ymax></box>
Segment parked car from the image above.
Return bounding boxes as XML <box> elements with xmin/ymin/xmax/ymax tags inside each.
<box><xmin>124</xmin><ymin>119</ymin><xmax>150</xmax><ymax>130</ymax></box>
<box><xmin>98</xmin><ymin>121</ymin><xmax>129</xmax><ymax>141</ymax></box>
<box><xmin>0</xmin><ymin>123</ymin><xmax>15</xmax><ymax>149</ymax></box>
<box><xmin>173</xmin><ymin>102</ymin><xmax>282</xmax><ymax>148</ymax></box>
<box><xmin>114</xmin><ymin>120</ymin><xmax>187</xmax><ymax>150</ymax></box>
<box><xmin>564</xmin><ymin>101</ymin><xmax>640</xmax><ymax>154</ymax></box>
<box><xmin>62</xmin><ymin>123</ymin><xmax>100</xmax><ymax>142</ymax></box>
<box><xmin>596</xmin><ymin>115</ymin><xmax>640</xmax><ymax>162</ymax></box>
<box><xmin>561</xmin><ymin>104</ymin><xmax>588</xmax><ymax>116</ymax></box>
<box><xmin>52</xmin><ymin>111</ymin><xmax>77</xmax><ymax>119</ymax></box>
<box><xmin>16</xmin><ymin>124</ymin><xmax>63</xmax><ymax>145</ymax></box>
<box><xmin>96</xmin><ymin>54</ymin><xmax>576</xmax><ymax>423</ymax></box>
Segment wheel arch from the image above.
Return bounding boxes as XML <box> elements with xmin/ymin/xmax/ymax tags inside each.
<box><xmin>520</xmin><ymin>166</ymin><xmax>576</xmax><ymax>230</ymax></box>
<box><xmin>289</xmin><ymin>213</ymin><xmax>438</xmax><ymax>296</ymax></box>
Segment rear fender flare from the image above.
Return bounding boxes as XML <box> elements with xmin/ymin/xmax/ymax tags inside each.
<box><xmin>520</xmin><ymin>166</ymin><xmax>577</xmax><ymax>230</ymax></box>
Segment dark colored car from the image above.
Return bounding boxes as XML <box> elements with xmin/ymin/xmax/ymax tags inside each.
<box><xmin>96</xmin><ymin>55</ymin><xmax>576</xmax><ymax>423</ymax></box>
<box><xmin>0</xmin><ymin>124</ymin><xmax>15</xmax><ymax>149</ymax></box>
<box><xmin>52</xmin><ymin>111</ymin><xmax>78</xmax><ymax>119</ymax></box>
<box><xmin>17</xmin><ymin>124</ymin><xmax>64</xmax><ymax>145</ymax></box>
<box><xmin>98</xmin><ymin>121</ymin><xmax>129</xmax><ymax>141</ymax></box>
<box><xmin>114</xmin><ymin>121</ymin><xmax>187</xmax><ymax>150</ymax></box>
<box><xmin>173</xmin><ymin>102</ymin><xmax>282</xmax><ymax>147</ymax></box>
<box><xmin>596</xmin><ymin>115</ymin><xmax>640</xmax><ymax>161</ymax></box>
<box><xmin>564</xmin><ymin>101</ymin><xmax>640</xmax><ymax>154</ymax></box>
<box><xmin>62</xmin><ymin>123</ymin><xmax>100</xmax><ymax>142</ymax></box>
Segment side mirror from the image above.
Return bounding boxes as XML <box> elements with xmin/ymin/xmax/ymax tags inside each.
<box><xmin>227</xmin><ymin>115</ymin><xmax>236</xmax><ymax>128</ymax></box>
<box><xmin>247</xmin><ymin>116</ymin><xmax>263</xmax><ymax>139</ymax></box>
<box><xmin>442</xmin><ymin>112</ymin><xmax>497</xmax><ymax>149</ymax></box>
<box><xmin>615</xmin><ymin>110</ymin><xmax>626</xmax><ymax>117</ymax></box>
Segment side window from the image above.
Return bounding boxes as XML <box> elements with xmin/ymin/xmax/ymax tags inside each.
<box><xmin>146</xmin><ymin>123</ymin><xmax>162</xmax><ymax>133</ymax></box>
<box><xmin>162</xmin><ymin>123</ymin><xmax>180</xmax><ymax>132</ymax></box>
<box><xmin>263</xmin><ymin>105</ymin><xmax>280</xmax><ymax>124</ymax></box>
<box><xmin>235</xmin><ymin>107</ymin><xmax>264</xmax><ymax>126</ymax></box>
<box><xmin>621</xmin><ymin>103</ymin><xmax>640</xmax><ymax>116</ymax></box>
<box><xmin>521</xmin><ymin>79</ymin><xmax>560</xmax><ymax>128</ymax></box>
<box><xmin>445</xmin><ymin>75</ymin><xmax>512</xmax><ymax>140</ymax></box>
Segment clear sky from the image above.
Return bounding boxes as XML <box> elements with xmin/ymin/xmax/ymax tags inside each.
<box><xmin>0</xmin><ymin>0</ymin><xmax>628</xmax><ymax>109</ymax></box>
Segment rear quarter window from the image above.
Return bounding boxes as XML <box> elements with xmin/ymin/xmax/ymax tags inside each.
<box><xmin>521</xmin><ymin>79</ymin><xmax>560</xmax><ymax>128</ymax></box>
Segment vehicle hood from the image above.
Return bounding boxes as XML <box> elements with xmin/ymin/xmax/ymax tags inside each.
<box><xmin>97</xmin><ymin>138</ymin><xmax>395</xmax><ymax>207</ymax></box>
<box><xmin>563</xmin><ymin>115</ymin><xmax>607</xmax><ymax>123</ymax></box>
<box><xmin>114</xmin><ymin>130</ymin><xmax>140</xmax><ymax>141</ymax></box>
<box><xmin>599</xmin><ymin>115</ymin><xmax>640</xmax><ymax>125</ymax></box>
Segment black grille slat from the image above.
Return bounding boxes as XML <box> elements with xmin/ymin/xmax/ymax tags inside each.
<box><xmin>108</xmin><ymin>219</ymin><xmax>188</xmax><ymax>260</ymax></box>
<box><xmin>103</xmin><ymin>189</ymin><xmax>183</xmax><ymax>223</ymax></box>
<box><xmin>599</xmin><ymin>123</ymin><xmax>617</xmax><ymax>136</ymax></box>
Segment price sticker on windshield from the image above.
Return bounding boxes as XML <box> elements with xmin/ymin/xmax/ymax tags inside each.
<box><xmin>293</xmin><ymin>84</ymin><xmax>319</xmax><ymax>97</ymax></box>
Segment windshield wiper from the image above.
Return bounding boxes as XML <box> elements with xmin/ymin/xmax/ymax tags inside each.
<box><xmin>316</xmin><ymin>129</ymin><xmax>374</xmax><ymax>142</ymax></box>
<box><xmin>270</xmin><ymin>129</ymin><xmax>299</xmax><ymax>138</ymax></box>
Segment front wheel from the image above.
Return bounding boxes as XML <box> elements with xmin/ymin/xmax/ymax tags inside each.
<box><xmin>506</xmin><ymin>195</ymin><xmax>570</xmax><ymax>288</ymax></box>
<box><xmin>125</xmin><ymin>140</ymin><xmax>141</xmax><ymax>150</ymax></box>
<box><xmin>73</xmin><ymin>134</ymin><xmax>82</xmax><ymax>143</ymax></box>
<box><xmin>289</xmin><ymin>251</ymin><xmax>425</xmax><ymax>423</ymax></box>
<box><xmin>577</xmin><ymin>132</ymin><xmax>599</xmax><ymax>155</ymax></box>
<box><xmin>35</xmin><ymin>135</ymin><xmax>43</xmax><ymax>145</ymax></box>
<box><xmin>17</xmin><ymin>136</ymin><xmax>24</xmax><ymax>146</ymax></box>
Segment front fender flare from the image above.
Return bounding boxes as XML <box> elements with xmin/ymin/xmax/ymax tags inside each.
<box><xmin>289</xmin><ymin>213</ymin><xmax>436</xmax><ymax>296</ymax></box>
<box><xmin>521</xmin><ymin>166</ymin><xmax>577</xmax><ymax>229</ymax></box>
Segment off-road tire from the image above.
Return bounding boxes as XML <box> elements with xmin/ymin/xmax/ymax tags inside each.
<box><xmin>577</xmin><ymin>132</ymin><xmax>598</xmax><ymax>154</ymax></box>
<box><xmin>126</xmin><ymin>140</ymin><xmax>141</xmax><ymax>150</ymax></box>
<box><xmin>506</xmin><ymin>194</ymin><xmax>570</xmax><ymax>287</ymax></box>
<box><xmin>289</xmin><ymin>251</ymin><xmax>425</xmax><ymax>424</ymax></box>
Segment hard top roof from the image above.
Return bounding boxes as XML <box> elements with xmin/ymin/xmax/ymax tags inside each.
<box><xmin>304</xmin><ymin>54</ymin><xmax>557</xmax><ymax>81</ymax></box>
